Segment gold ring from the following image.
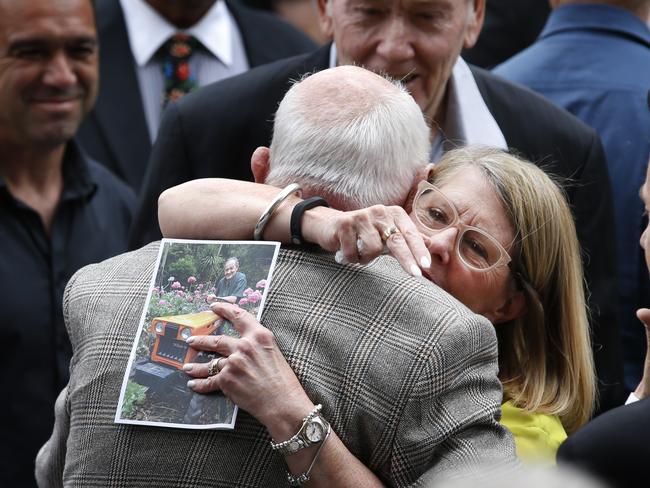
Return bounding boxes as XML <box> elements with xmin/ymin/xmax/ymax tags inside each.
<box><xmin>207</xmin><ymin>357</ymin><xmax>226</xmax><ymax>376</ymax></box>
<box><xmin>381</xmin><ymin>226</ymin><xmax>400</xmax><ymax>243</ymax></box>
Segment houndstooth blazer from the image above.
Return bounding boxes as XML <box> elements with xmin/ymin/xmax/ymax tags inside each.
<box><xmin>36</xmin><ymin>242</ymin><xmax>516</xmax><ymax>487</ymax></box>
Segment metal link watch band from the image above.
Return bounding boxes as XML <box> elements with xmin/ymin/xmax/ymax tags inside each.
<box><xmin>270</xmin><ymin>404</ymin><xmax>325</xmax><ymax>456</ymax></box>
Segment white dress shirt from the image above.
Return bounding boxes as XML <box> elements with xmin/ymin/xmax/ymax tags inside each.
<box><xmin>119</xmin><ymin>0</ymin><xmax>250</xmax><ymax>142</ymax></box>
<box><xmin>328</xmin><ymin>43</ymin><xmax>507</xmax><ymax>162</ymax></box>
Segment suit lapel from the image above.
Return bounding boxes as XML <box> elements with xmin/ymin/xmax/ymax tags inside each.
<box><xmin>92</xmin><ymin>1</ymin><xmax>151</xmax><ymax>188</ymax></box>
<box><xmin>226</xmin><ymin>0</ymin><xmax>323</xmax><ymax>67</ymax></box>
<box><xmin>227</xmin><ymin>0</ymin><xmax>274</xmax><ymax>67</ymax></box>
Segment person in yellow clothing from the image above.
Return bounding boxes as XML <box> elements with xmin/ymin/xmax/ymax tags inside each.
<box><xmin>501</xmin><ymin>401</ymin><xmax>567</xmax><ymax>464</ymax></box>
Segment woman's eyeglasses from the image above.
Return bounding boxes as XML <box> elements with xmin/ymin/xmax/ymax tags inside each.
<box><xmin>413</xmin><ymin>181</ymin><xmax>512</xmax><ymax>272</ymax></box>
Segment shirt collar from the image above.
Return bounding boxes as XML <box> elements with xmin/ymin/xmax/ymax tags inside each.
<box><xmin>541</xmin><ymin>4</ymin><xmax>650</xmax><ymax>48</ymax></box>
<box><xmin>119</xmin><ymin>0</ymin><xmax>236</xmax><ymax>66</ymax></box>
<box><xmin>443</xmin><ymin>57</ymin><xmax>507</xmax><ymax>150</ymax></box>
<box><xmin>329</xmin><ymin>42</ymin><xmax>506</xmax><ymax>154</ymax></box>
<box><xmin>0</xmin><ymin>141</ymin><xmax>96</xmax><ymax>203</ymax></box>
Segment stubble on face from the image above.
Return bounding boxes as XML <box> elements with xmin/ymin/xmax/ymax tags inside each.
<box><xmin>0</xmin><ymin>0</ymin><xmax>98</xmax><ymax>149</ymax></box>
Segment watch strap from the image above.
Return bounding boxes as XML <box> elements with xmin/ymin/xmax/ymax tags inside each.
<box><xmin>290</xmin><ymin>197</ymin><xmax>329</xmax><ymax>246</ymax></box>
<box><xmin>270</xmin><ymin>404</ymin><xmax>322</xmax><ymax>456</ymax></box>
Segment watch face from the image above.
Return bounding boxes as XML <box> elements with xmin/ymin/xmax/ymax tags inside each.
<box><xmin>305</xmin><ymin>421</ymin><xmax>324</xmax><ymax>443</ymax></box>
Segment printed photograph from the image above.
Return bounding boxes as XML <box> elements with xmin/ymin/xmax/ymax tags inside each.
<box><xmin>115</xmin><ymin>239</ymin><xmax>280</xmax><ymax>429</ymax></box>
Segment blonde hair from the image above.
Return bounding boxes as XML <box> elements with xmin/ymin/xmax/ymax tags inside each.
<box><xmin>430</xmin><ymin>146</ymin><xmax>596</xmax><ymax>433</ymax></box>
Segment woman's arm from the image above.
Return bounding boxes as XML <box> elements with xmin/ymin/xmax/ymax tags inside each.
<box><xmin>183</xmin><ymin>302</ymin><xmax>384</xmax><ymax>488</ymax></box>
<box><xmin>158</xmin><ymin>178</ymin><xmax>431</xmax><ymax>276</ymax></box>
<box><xmin>158</xmin><ymin>179</ymin><xmax>303</xmax><ymax>241</ymax></box>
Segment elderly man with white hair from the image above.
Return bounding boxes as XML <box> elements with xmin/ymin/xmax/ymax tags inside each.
<box><xmin>36</xmin><ymin>65</ymin><xmax>515</xmax><ymax>487</ymax></box>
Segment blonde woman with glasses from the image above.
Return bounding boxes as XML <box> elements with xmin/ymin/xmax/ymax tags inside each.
<box><xmin>160</xmin><ymin>146</ymin><xmax>596</xmax><ymax>466</ymax></box>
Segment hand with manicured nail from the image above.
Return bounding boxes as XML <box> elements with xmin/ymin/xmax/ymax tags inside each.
<box><xmin>319</xmin><ymin>205</ymin><xmax>429</xmax><ymax>277</ymax></box>
<box><xmin>183</xmin><ymin>302</ymin><xmax>314</xmax><ymax>429</ymax></box>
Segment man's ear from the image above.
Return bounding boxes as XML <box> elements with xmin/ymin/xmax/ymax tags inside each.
<box><xmin>463</xmin><ymin>0</ymin><xmax>485</xmax><ymax>49</ymax></box>
<box><xmin>251</xmin><ymin>146</ymin><xmax>271</xmax><ymax>184</ymax></box>
<box><xmin>316</xmin><ymin>0</ymin><xmax>335</xmax><ymax>40</ymax></box>
<box><xmin>402</xmin><ymin>164</ymin><xmax>434</xmax><ymax>211</ymax></box>
<box><xmin>489</xmin><ymin>291</ymin><xmax>527</xmax><ymax>325</ymax></box>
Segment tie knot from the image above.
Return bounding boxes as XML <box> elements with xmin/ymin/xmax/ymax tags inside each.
<box><xmin>160</xmin><ymin>34</ymin><xmax>201</xmax><ymax>105</ymax></box>
<box><xmin>164</xmin><ymin>33</ymin><xmax>200</xmax><ymax>60</ymax></box>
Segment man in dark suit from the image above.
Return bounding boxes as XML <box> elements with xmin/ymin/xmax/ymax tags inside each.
<box><xmin>558</xmin><ymin>395</ymin><xmax>650</xmax><ymax>488</ymax></box>
<box><xmin>76</xmin><ymin>0</ymin><xmax>315</xmax><ymax>190</ymax></box>
<box><xmin>131</xmin><ymin>0</ymin><xmax>626</xmax><ymax>413</ymax></box>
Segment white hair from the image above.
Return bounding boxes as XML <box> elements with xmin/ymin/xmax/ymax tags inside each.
<box><xmin>266</xmin><ymin>66</ymin><xmax>431</xmax><ymax>210</ymax></box>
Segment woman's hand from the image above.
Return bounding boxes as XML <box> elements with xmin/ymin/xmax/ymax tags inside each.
<box><xmin>634</xmin><ymin>308</ymin><xmax>650</xmax><ymax>400</ymax></box>
<box><xmin>183</xmin><ymin>302</ymin><xmax>314</xmax><ymax>432</ymax></box>
<box><xmin>183</xmin><ymin>306</ymin><xmax>386</xmax><ymax>487</ymax></box>
<box><xmin>304</xmin><ymin>205</ymin><xmax>431</xmax><ymax>277</ymax></box>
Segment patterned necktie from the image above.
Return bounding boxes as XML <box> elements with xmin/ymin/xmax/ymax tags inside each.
<box><xmin>161</xmin><ymin>33</ymin><xmax>200</xmax><ymax>105</ymax></box>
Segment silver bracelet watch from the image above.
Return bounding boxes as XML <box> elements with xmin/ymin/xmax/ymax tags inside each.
<box><xmin>270</xmin><ymin>404</ymin><xmax>330</xmax><ymax>456</ymax></box>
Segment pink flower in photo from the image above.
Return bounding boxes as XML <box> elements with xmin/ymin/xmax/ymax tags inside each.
<box><xmin>158</xmin><ymin>299</ymin><xmax>169</xmax><ymax>306</ymax></box>
<box><xmin>175</xmin><ymin>290</ymin><xmax>185</xmax><ymax>298</ymax></box>
<box><xmin>243</xmin><ymin>287</ymin><xmax>254</xmax><ymax>296</ymax></box>
<box><xmin>239</xmin><ymin>297</ymin><xmax>249</xmax><ymax>306</ymax></box>
<box><xmin>186</xmin><ymin>295</ymin><xmax>194</xmax><ymax>302</ymax></box>
<box><xmin>187</xmin><ymin>276</ymin><xmax>197</xmax><ymax>284</ymax></box>
<box><xmin>256</xmin><ymin>279</ymin><xmax>267</xmax><ymax>289</ymax></box>
<box><xmin>171</xmin><ymin>281</ymin><xmax>181</xmax><ymax>290</ymax></box>
<box><xmin>248</xmin><ymin>291</ymin><xmax>262</xmax><ymax>304</ymax></box>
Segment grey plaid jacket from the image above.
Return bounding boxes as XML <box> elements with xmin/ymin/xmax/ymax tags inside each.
<box><xmin>36</xmin><ymin>242</ymin><xmax>516</xmax><ymax>487</ymax></box>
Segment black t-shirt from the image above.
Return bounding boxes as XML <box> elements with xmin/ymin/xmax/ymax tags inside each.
<box><xmin>0</xmin><ymin>142</ymin><xmax>135</xmax><ymax>487</ymax></box>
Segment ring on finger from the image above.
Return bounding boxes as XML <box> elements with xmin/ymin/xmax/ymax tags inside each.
<box><xmin>381</xmin><ymin>226</ymin><xmax>400</xmax><ymax>243</ymax></box>
<box><xmin>207</xmin><ymin>357</ymin><xmax>226</xmax><ymax>376</ymax></box>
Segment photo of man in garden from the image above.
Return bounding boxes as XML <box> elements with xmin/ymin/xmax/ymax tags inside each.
<box><xmin>209</xmin><ymin>257</ymin><xmax>248</xmax><ymax>304</ymax></box>
<box><xmin>116</xmin><ymin>241</ymin><xmax>278</xmax><ymax>428</ymax></box>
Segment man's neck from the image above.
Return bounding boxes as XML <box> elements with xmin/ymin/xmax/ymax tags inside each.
<box><xmin>1</xmin><ymin>143</ymin><xmax>66</xmax><ymax>235</ymax></box>
<box><xmin>432</xmin><ymin>91</ymin><xmax>449</xmax><ymax>140</ymax></box>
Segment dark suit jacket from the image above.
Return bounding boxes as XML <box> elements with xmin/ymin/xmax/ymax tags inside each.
<box><xmin>35</xmin><ymin>243</ymin><xmax>516</xmax><ymax>486</ymax></box>
<box><xmin>131</xmin><ymin>44</ymin><xmax>625</xmax><ymax>414</ymax></box>
<box><xmin>76</xmin><ymin>0</ymin><xmax>316</xmax><ymax>190</ymax></box>
<box><xmin>558</xmin><ymin>396</ymin><xmax>650</xmax><ymax>488</ymax></box>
